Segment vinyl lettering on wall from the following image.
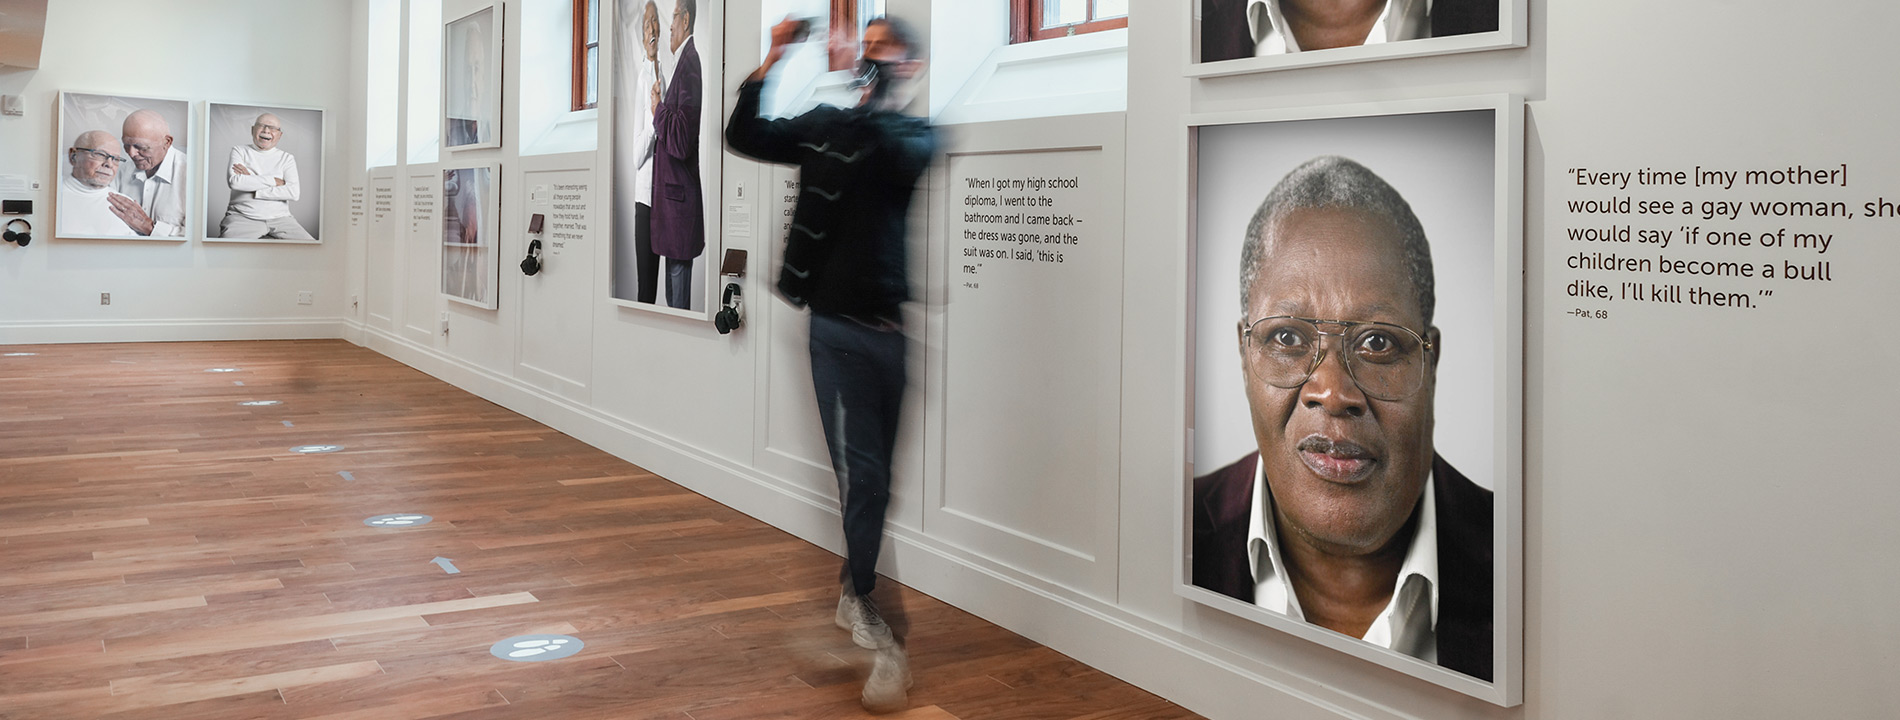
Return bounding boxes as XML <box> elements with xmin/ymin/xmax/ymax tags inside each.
<box><xmin>954</xmin><ymin>173</ymin><xmax>1085</xmax><ymax>290</ymax></box>
<box><xmin>547</xmin><ymin>182</ymin><xmax>591</xmax><ymax>256</ymax></box>
<box><xmin>351</xmin><ymin>185</ymin><xmax>366</xmax><ymax>229</ymax></box>
<box><xmin>1558</xmin><ymin>162</ymin><xmax>1862</xmax><ymax>317</ymax></box>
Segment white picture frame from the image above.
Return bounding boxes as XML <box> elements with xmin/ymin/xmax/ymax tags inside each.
<box><xmin>201</xmin><ymin>101</ymin><xmax>326</xmax><ymax>244</ymax></box>
<box><xmin>1179</xmin><ymin>94</ymin><xmax>1524</xmax><ymax>705</ymax></box>
<box><xmin>441</xmin><ymin>162</ymin><xmax>502</xmax><ymax>309</ymax></box>
<box><xmin>443</xmin><ymin>3</ymin><xmax>504</xmax><ymax>152</ymax></box>
<box><xmin>53</xmin><ymin>91</ymin><xmax>193</xmax><ymax>241</ymax></box>
<box><xmin>1187</xmin><ymin>0</ymin><xmax>1528</xmax><ymax>78</ymax></box>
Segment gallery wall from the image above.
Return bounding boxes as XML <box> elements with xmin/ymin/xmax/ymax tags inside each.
<box><xmin>342</xmin><ymin>0</ymin><xmax>1900</xmax><ymax>717</ymax></box>
<box><xmin>6</xmin><ymin>0</ymin><xmax>1892</xmax><ymax>718</ymax></box>
<box><xmin>0</xmin><ymin>0</ymin><xmax>354</xmax><ymax>344</ymax></box>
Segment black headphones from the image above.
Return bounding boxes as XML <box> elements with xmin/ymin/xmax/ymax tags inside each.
<box><xmin>519</xmin><ymin>238</ymin><xmax>542</xmax><ymax>275</ymax></box>
<box><xmin>3</xmin><ymin>219</ymin><xmax>29</xmax><ymax>247</ymax></box>
<box><xmin>715</xmin><ymin>282</ymin><xmax>744</xmax><ymax>334</ymax></box>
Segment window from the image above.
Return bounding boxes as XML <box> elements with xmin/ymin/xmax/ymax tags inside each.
<box><xmin>829</xmin><ymin>0</ymin><xmax>885</xmax><ymax>71</ymax></box>
<box><xmin>572</xmin><ymin>0</ymin><xmax>599</xmax><ymax>110</ymax></box>
<box><xmin>1012</xmin><ymin>0</ymin><xmax>1127</xmax><ymax>43</ymax></box>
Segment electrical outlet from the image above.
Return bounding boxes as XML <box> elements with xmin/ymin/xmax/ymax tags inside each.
<box><xmin>297</xmin><ymin>291</ymin><xmax>314</xmax><ymax>305</ymax></box>
<box><xmin>100</xmin><ymin>292</ymin><xmax>110</xmax><ymax>305</ymax></box>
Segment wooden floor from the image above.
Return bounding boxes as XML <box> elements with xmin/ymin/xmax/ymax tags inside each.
<box><xmin>0</xmin><ymin>340</ymin><xmax>1200</xmax><ymax>720</ymax></box>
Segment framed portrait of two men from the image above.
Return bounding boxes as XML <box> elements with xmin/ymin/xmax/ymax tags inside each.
<box><xmin>54</xmin><ymin>91</ymin><xmax>192</xmax><ymax>241</ymax></box>
<box><xmin>605</xmin><ymin>0</ymin><xmax>726</xmax><ymax>318</ymax></box>
<box><xmin>1180</xmin><ymin>95</ymin><xmax>1523</xmax><ymax>705</ymax></box>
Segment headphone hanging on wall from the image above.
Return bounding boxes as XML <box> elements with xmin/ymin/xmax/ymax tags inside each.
<box><xmin>3</xmin><ymin>219</ymin><xmax>29</xmax><ymax>247</ymax></box>
<box><xmin>519</xmin><ymin>238</ymin><xmax>542</xmax><ymax>275</ymax></box>
<box><xmin>715</xmin><ymin>282</ymin><xmax>744</xmax><ymax>334</ymax></box>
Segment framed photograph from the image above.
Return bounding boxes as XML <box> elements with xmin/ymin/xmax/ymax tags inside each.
<box><xmin>202</xmin><ymin>102</ymin><xmax>325</xmax><ymax>244</ymax></box>
<box><xmin>1188</xmin><ymin>0</ymin><xmax>1526</xmax><ymax>77</ymax></box>
<box><xmin>54</xmin><ymin>91</ymin><xmax>191</xmax><ymax>241</ymax></box>
<box><xmin>1181</xmin><ymin>96</ymin><xmax>1523</xmax><ymax>704</ymax></box>
<box><xmin>444</xmin><ymin>4</ymin><xmax>504</xmax><ymax>151</ymax></box>
<box><xmin>441</xmin><ymin>163</ymin><xmax>501</xmax><ymax>309</ymax></box>
<box><xmin>606</xmin><ymin>0</ymin><xmax>723</xmax><ymax>317</ymax></box>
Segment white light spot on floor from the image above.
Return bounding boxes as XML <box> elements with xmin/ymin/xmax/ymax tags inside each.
<box><xmin>491</xmin><ymin>635</ymin><xmax>582</xmax><ymax>662</ymax></box>
<box><xmin>364</xmin><ymin>513</ymin><xmax>433</xmax><ymax>528</ymax></box>
<box><xmin>291</xmin><ymin>445</ymin><xmax>343</xmax><ymax>454</ymax></box>
<box><xmin>240</xmin><ymin>400</ymin><xmax>282</xmax><ymax>406</ymax></box>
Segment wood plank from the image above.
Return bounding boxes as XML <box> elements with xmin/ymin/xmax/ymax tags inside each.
<box><xmin>0</xmin><ymin>340</ymin><xmax>1201</xmax><ymax>720</ymax></box>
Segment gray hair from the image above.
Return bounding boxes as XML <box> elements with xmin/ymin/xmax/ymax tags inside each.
<box><xmin>1238</xmin><ymin>155</ymin><xmax>1435</xmax><ymax>328</ymax></box>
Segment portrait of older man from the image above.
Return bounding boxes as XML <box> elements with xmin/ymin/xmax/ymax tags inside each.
<box><xmin>220</xmin><ymin>113</ymin><xmax>313</xmax><ymax>240</ymax></box>
<box><xmin>1191</xmin><ymin>154</ymin><xmax>1493</xmax><ymax>681</ymax></box>
<box><xmin>111</xmin><ymin>108</ymin><xmax>187</xmax><ymax>237</ymax></box>
<box><xmin>1200</xmin><ymin>0</ymin><xmax>1499</xmax><ymax>62</ymax></box>
<box><xmin>58</xmin><ymin>130</ymin><xmax>138</xmax><ymax>237</ymax></box>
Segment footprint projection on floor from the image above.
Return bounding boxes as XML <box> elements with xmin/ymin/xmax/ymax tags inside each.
<box><xmin>363</xmin><ymin>514</ymin><xmax>433</xmax><ymax>527</ymax></box>
<box><xmin>490</xmin><ymin>634</ymin><xmax>584</xmax><ymax>662</ymax></box>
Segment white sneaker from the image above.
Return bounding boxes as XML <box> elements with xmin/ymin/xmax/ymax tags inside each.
<box><xmin>843</xmin><ymin>589</ymin><xmax>895</xmax><ymax>650</ymax></box>
<box><xmin>836</xmin><ymin>583</ymin><xmax>861</xmax><ymax>632</ymax></box>
<box><xmin>860</xmin><ymin>644</ymin><xmax>913</xmax><ymax>713</ymax></box>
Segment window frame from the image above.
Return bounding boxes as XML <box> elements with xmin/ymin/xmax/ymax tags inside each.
<box><xmin>1012</xmin><ymin>0</ymin><xmax>1128</xmax><ymax>43</ymax></box>
<box><xmin>572</xmin><ymin>0</ymin><xmax>599</xmax><ymax>111</ymax></box>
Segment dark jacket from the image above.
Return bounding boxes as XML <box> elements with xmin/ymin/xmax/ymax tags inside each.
<box><xmin>1199</xmin><ymin>0</ymin><xmax>1501</xmax><ymax>63</ymax></box>
<box><xmin>651</xmin><ymin>36</ymin><xmax>704</xmax><ymax>260</ymax></box>
<box><xmin>725</xmin><ymin>78</ymin><xmax>936</xmax><ymax>318</ymax></box>
<box><xmin>1191</xmin><ymin>451</ymin><xmax>1494</xmax><ymax>681</ymax></box>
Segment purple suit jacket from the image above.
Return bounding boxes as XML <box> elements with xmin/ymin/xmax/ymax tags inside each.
<box><xmin>651</xmin><ymin>35</ymin><xmax>704</xmax><ymax>260</ymax></box>
<box><xmin>1191</xmin><ymin>451</ymin><xmax>1494</xmax><ymax>681</ymax></box>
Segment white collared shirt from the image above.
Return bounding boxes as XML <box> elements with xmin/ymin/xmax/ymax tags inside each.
<box><xmin>225</xmin><ymin>145</ymin><xmax>301</xmax><ymax>221</ymax></box>
<box><xmin>1246</xmin><ymin>0</ymin><xmax>1432</xmax><ymax>54</ymax></box>
<box><xmin>1248</xmin><ymin>460</ymin><xmax>1439</xmax><ymax>662</ymax></box>
<box><xmin>58</xmin><ymin>174</ymin><xmax>137</xmax><ymax>237</ymax></box>
<box><xmin>114</xmin><ymin>145</ymin><xmax>186</xmax><ymax>236</ymax></box>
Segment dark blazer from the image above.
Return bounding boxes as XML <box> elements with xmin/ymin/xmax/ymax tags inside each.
<box><xmin>651</xmin><ymin>36</ymin><xmax>704</xmax><ymax>260</ymax></box>
<box><xmin>1191</xmin><ymin>451</ymin><xmax>1494</xmax><ymax>681</ymax></box>
<box><xmin>1200</xmin><ymin>0</ymin><xmax>1501</xmax><ymax>63</ymax></box>
<box><xmin>724</xmin><ymin>79</ymin><xmax>937</xmax><ymax>318</ymax></box>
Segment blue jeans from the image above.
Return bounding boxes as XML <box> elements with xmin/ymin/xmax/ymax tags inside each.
<box><xmin>665</xmin><ymin>257</ymin><xmax>693</xmax><ymax>309</ymax></box>
<box><xmin>809</xmin><ymin>312</ymin><xmax>906</xmax><ymax>598</ymax></box>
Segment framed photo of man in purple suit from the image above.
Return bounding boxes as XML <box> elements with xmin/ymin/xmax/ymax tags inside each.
<box><xmin>607</xmin><ymin>0</ymin><xmax>722</xmax><ymax>317</ymax></box>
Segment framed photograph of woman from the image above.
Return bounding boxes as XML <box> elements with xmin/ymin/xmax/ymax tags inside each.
<box><xmin>442</xmin><ymin>163</ymin><xmax>501</xmax><ymax>309</ymax></box>
<box><xmin>1182</xmin><ymin>95</ymin><xmax>1524</xmax><ymax>704</ymax></box>
<box><xmin>444</xmin><ymin>4</ymin><xmax>504</xmax><ymax>151</ymax></box>
<box><xmin>1189</xmin><ymin>0</ymin><xmax>1526</xmax><ymax>77</ymax></box>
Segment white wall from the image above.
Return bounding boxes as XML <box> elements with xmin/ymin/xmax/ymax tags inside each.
<box><xmin>0</xmin><ymin>0</ymin><xmax>355</xmax><ymax>344</ymax></box>
<box><xmin>11</xmin><ymin>0</ymin><xmax>1896</xmax><ymax>718</ymax></box>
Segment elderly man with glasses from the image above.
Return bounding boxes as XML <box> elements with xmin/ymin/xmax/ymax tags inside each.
<box><xmin>219</xmin><ymin>113</ymin><xmax>313</xmax><ymax>240</ymax></box>
<box><xmin>110</xmin><ymin>109</ymin><xmax>187</xmax><ymax>237</ymax></box>
<box><xmin>1191</xmin><ymin>155</ymin><xmax>1494</xmax><ymax>681</ymax></box>
<box><xmin>58</xmin><ymin>130</ymin><xmax>139</xmax><ymax>237</ymax></box>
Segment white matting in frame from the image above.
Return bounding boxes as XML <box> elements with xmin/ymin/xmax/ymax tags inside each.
<box><xmin>201</xmin><ymin>101</ymin><xmax>326</xmax><ymax>244</ymax></box>
<box><xmin>54</xmin><ymin>91</ymin><xmax>193</xmax><ymax>241</ymax></box>
<box><xmin>444</xmin><ymin>3</ymin><xmax>504</xmax><ymax>151</ymax></box>
<box><xmin>1178</xmin><ymin>94</ymin><xmax>1523</xmax><ymax>706</ymax></box>
<box><xmin>1186</xmin><ymin>0</ymin><xmax>1527</xmax><ymax>78</ymax></box>
<box><xmin>441</xmin><ymin>162</ymin><xmax>502</xmax><ymax>309</ymax></box>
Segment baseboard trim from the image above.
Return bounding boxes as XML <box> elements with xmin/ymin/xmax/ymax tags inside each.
<box><xmin>0</xmin><ymin>318</ymin><xmax>348</xmax><ymax>345</ymax></box>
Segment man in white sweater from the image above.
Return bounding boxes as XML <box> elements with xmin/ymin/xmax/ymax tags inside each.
<box><xmin>219</xmin><ymin>113</ymin><xmax>313</xmax><ymax>240</ymax></box>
